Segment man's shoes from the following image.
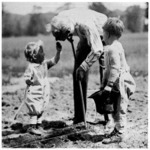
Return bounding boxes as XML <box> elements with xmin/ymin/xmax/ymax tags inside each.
<box><xmin>27</xmin><ymin>124</ymin><xmax>44</xmax><ymax>136</ymax></box>
<box><xmin>73</xmin><ymin>118</ymin><xmax>84</xmax><ymax>125</ymax></box>
<box><xmin>102</xmin><ymin>128</ymin><xmax>122</xmax><ymax>144</ymax></box>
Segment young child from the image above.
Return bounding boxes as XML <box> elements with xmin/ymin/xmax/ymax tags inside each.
<box><xmin>24</xmin><ymin>40</ymin><xmax>62</xmax><ymax>135</ymax></box>
<box><xmin>100</xmin><ymin>18</ymin><xmax>136</xmax><ymax>144</ymax></box>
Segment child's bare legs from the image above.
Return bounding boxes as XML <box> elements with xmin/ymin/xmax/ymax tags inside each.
<box><xmin>104</xmin><ymin>114</ymin><xmax>115</xmax><ymax>135</ymax></box>
<box><xmin>103</xmin><ymin>89</ymin><xmax>129</xmax><ymax>144</ymax></box>
<box><xmin>114</xmin><ymin>92</ymin><xmax>129</xmax><ymax>139</ymax></box>
<box><xmin>26</xmin><ymin>101</ymin><xmax>38</xmax><ymax>126</ymax></box>
<box><xmin>36</xmin><ymin>112</ymin><xmax>47</xmax><ymax>133</ymax></box>
<box><xmin>36</xmin><ymin>91</ymin><xmax>50</xmax><ymax>132</ymax></box>
<box><xmin>28</xmin><ymin>115</ymin><xmax>43</xmax><ymax>135</ymax></box>
<box><xmin>29</xmin><ymin>115</ymin><xmax>37</xmax><ymax>125</ymax></box>
<box><xmin>26</xmin><ymin>100</ymin><xmax>45</xmax><ymax>135</ymax></box>
<box><xmin>37</xmin><ymin>113</ymin><xmax>43</xmax><ymax>125</ymax></box>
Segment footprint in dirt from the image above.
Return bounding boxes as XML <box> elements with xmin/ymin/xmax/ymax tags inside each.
<box><xmin>2</xmin><ymin>122</ymin><xmax>27</xmax><ymax>136</ymax></box>
<box><xmin>42</xmin><ymin>120</ymin><xmax>67</xmax><ymax>130</ymax></box>
<box><xmin>68</xmin><ymin>132</ymin><xmax>105</xmax><ymax>143</ymax></box>
<box><xmin>2</xmin><ymin>101</ymin><xmax>10</xmax><ymax>107</ymax></box>
<box><xmin>3</xmin><ymin>120</ymin><xmax>106</xmax><ymax>148</ymax></box>
<box><xmin>2</xmin><ymin>120</ymin><xmax>68</xmax><ymax>137</ymax></box>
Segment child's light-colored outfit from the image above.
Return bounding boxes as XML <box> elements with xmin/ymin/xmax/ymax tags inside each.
<box><xmin>102</xmin><ymin>41</ymin><xmax>136</xmax><ymax>135</ymax></box>
<box><xmin>24</xmin><ymin>60</ymin><xmax>54</xmax><ymax>124</ymax></box>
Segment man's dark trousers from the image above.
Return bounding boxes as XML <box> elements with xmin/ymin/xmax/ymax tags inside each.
<box><xmin>73</xmin><ymin>39</ymin><xmax>91</xmax><ymax>123</ymax></box>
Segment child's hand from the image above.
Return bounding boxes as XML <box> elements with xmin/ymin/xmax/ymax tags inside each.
<box><xmin>26</xmin><ymin>79</ymin><xmax>33</xmax><ymax>86</ymax></box>
<box><xmin>56</xmin><ymin>42</ymin><xmax>62</xmax><ymax>52</ymax></box>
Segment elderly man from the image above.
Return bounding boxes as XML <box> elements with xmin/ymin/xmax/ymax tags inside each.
<box><xmin>50</xmin><ymin>8</ymin><xmax>107</xmax><ymax>124</ymax></box>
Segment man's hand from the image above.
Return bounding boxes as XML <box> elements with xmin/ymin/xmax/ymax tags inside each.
<box><xmin>56</xmin><ymin>42</ymin><xmax>62</xmax><ymax>52</ymax></box>
<box><xmin>100</xmin><ymin>86</ymin><xmax>104</xmax><ymax>91</ymax></box>
<box><xmin>76</xmin><ymin>66</ymin><xmax>85</xmax><ymax>81</ymax></box>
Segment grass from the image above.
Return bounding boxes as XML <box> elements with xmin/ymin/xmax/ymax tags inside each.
<box><xmin>120</xmin><ymin>32</ymin><xmax>148</xmax><ymax>76</ymax></box>
<box><xmin>2</xmin><ymin>32</ymin><xmax>148</xmax><ymax>80</ymax></box>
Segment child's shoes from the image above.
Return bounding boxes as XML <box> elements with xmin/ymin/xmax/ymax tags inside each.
<box><xmin>36</xmin><ymin>124</ymin><xmax>47</xmax><ymax>134</ymax></box>
<box><xmin>102</xmin><ymin>128</ymin><xmax>122</xmax><ymax>144</ymax></box>
<box><xmin>27</xmin><ymin>124</ymin><xmax>44</xmax><ymax>136</ymax></box>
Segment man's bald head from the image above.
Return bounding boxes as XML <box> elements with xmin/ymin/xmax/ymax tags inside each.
<box><xmin>51</xmin><ymin>16</ymin><xmax>74</xmax><ymax>41</ymax></box>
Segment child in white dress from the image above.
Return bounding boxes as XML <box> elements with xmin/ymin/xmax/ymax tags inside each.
<box><xmin>24</xmin><ymin>40</ymin><xmax>62</xmax><ymax>135</ymax></box>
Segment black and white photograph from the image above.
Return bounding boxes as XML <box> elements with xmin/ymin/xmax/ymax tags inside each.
<box><xmin>1</xmin><ymin>0</ymin><xmax>148</xmax><ymax>148</ymax></box>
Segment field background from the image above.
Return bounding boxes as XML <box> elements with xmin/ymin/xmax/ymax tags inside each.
<box><xmin>2</xmin><ymin>32</ymin><xmax>148</xmax><ymax>84</ymax></box>
<box><xmin>2</xmin><ymin>32</ymin><xmax>148</xmax><ymax>148</ymax></box>
<box><xmin>2</xmin><ymin>1</ymin><xmax>148</xmax><ymax>148</ymax></box>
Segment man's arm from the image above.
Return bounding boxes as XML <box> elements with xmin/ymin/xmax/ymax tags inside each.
<box><xmin>78</xmin><ymin>23</ymin><xmax>104</xmax><ymax>71</ymax></box>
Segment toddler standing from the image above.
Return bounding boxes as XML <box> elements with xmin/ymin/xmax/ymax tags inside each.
<box><xmin>24</xmin><ymin>40</ymin><xmax>62</xmax><ymax>135</ymax></box>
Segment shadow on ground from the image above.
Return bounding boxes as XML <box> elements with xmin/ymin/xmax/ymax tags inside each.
<box><xmin>2</xmin><ymin>120</ymin><xmax>105</xmax><ymax>148</ymax></box>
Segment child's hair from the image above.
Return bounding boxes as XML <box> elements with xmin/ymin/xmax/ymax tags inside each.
<box><xmin>103</xmin><ymin>17</ymin><xmax>124</xmax><ymax>38</ymax></box>
<box><xmin>24</xmin><ymin>40</ymin><xmax>44</xmax><ymax>63</ymax></box>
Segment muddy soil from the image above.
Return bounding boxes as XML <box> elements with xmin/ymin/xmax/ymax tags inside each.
<box><xmin>2</xmin><ymin>74</ymin><xmax>148</xmax><ymax>148</ymax></box>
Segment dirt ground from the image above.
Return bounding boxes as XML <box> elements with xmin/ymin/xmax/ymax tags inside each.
<box><xmin>2</xmin><ymin>74</ymin><xmax>148</xmax><ymax>148</ymax></box>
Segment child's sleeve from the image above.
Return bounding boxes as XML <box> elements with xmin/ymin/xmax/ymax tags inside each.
<box><xmin>107</xmin><ymin>49</ymin><xmax>120</xmax><ymax>87</ymax></box>
<box><xmin>24</xmin><ymin>65</ymin><xmax>34</xmax><ymax>85</ymax></box>
<box><xmin>46</xmin><ymin>51</ymin><xmax>61</xmax><ymax>69</ymax></box>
